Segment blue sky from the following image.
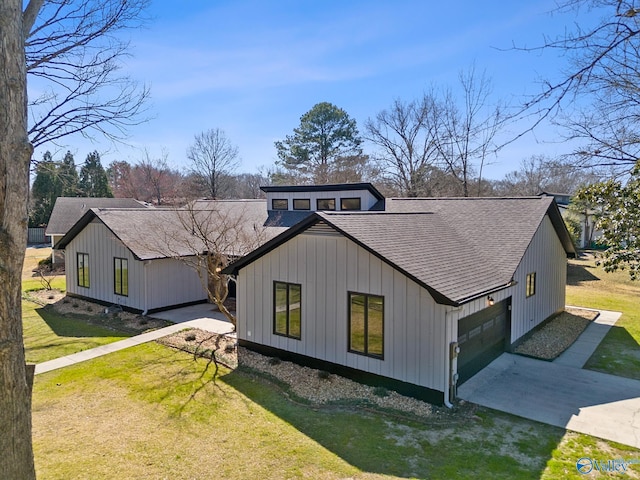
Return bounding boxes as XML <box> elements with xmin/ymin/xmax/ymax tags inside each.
<box><xmin>31</xmin><ymin>0</ymin><xmax>603</xmax><ymax>180</ymax></box>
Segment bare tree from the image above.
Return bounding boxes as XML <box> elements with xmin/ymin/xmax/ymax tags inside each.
<box><xmin>493</xmin><ymin>155</ymin><xmax>601</xmax><ymax>196</ymax></box>
<box><xmin>1</xmin><ymin>1</ymin><xmax>150</xmax><ymax>476</ymax></box>
<box><xmin>187</xmin><ymin>128</ymin><xmax>241</xmax><ymax>199</ymax></box>
<box><xmin>153</xmin><ymin>203</ymin><xmax>273</xmax><ymax>327</ymax></box>
<box><xmin>517</xmin><ymin>0</ymin><xmax>640</xmax><ymax>173</ymax></box>
<box><xmin>435</xmin><ymin>66</ymin><xmax>504</xmax><ymax>197</ymax></box>
<box><xmin>26</xmin><ymin>0</ymin><xmax>150</xmax><ymax>148</ymax></box>
<box><xmin>136</xmin><ymin>150</ymin><xmax>182</xmax><ymax>205</ymax></box>
<box><xmin>365</xmin><ymin>95</ymin><xmax>443</xmax><ymax>197</ymax></box>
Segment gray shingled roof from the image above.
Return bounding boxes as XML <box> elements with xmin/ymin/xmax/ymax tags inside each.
<box><xmin>317</xmin><ymin>212</ymin><xmax>504</xmax><ymax>304</ymax></box>
<box><xmin>224</xmin><ymin>196</ymin><xmax>575</xmax><ymax>305</ymax></box>
<box><xmin>55</xmin><ymin>200</ymin><xmax>288</xmax><ymax>261</ymax></box>
<box><xmin>45</xmin><ymin>197</ymin><xmax>145</xmax><ymax>236</ymax></box>
<box><xmin>383</xmin><ymin>197</ymin><xmax>568</xmax><ymax>282</ymax></box>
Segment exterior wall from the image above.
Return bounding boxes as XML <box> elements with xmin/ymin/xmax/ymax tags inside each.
<box><xmin>265</xmin><ymin>189</ymin><xmax>379</xmax><ymax>212</ymax></box>
<box><xmin>64</xmin><ymin>221</ymin><xmax>207</xmax><ymax>311</ymax></box>
<box><xmin>237</xmin><ymin>229</ymin><xmax>454</xmax><ymax>394</ymax></box>
<box><xmin>510</xmin><ymin>215</ymin><xmax>567</xmax><ymax>343</ymax></box>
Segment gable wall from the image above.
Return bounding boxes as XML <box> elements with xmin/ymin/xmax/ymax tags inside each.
<box><xmin>237</xmin><ymin>229</ymin><xmax>454</xmax><ymax>393</ymax></box>
<box><xmin>510</xmin><ymin>215</ymin><xmax>567</xmax><ymax>342</ymax></box>
<box><xmin>64</xmin><ymin>221</ymin><xmax>207</xmax><ymax>311</ymax></box>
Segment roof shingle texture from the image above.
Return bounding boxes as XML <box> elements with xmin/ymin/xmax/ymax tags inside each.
<box><xmin>45</xmin><ymin>197</ymin><xmax>144</xmax><ymax>235</ymax></box>
<box><xmin>88</xmin><ymin>200</ymin><xmax>287</xmax><ymax>261</ymax></box>
<box><xmin>317</xmin><ymin>196</ymin><xmax>555</xmax><ymax>303</ymax></box>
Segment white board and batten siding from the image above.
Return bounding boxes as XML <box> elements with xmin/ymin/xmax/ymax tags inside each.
<box><xmin>510</xmin><ymin>215</ymin><xmax>567</xmax><ymax>343</ymax></box>
<box><xmin>237</xmin><ymin>225</ymin><xmax>453</xmax><ymax>394</ymax></box>
<box><xmin>65</xmin><ymin>220</ymin><xmax>207</xmax><ymax>311</ymax></box>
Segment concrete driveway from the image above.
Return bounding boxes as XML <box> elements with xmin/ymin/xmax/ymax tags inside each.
<box><xmin>458</xmin><ymin>353</ymin><xmax>640</xmax><ymax>448</ymax></box>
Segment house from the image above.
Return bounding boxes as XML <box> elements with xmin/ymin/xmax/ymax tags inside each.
<box><xmin>54</xmin><ymin>201</ymin><xmax>286</xmax><ymax>313</ymax></box>
<box><xmin>223</xmin><ymin>194</ymin><xmax>575</xmax><ymax>406</ymax></box>
<box><xmin>46</xmin><ymin>197</ymin><xmax>146</xmax><ymax>263</ymax></box>
<box><xmin>538</xmin><ymin>191</ymin><xmax>602</xmax><ymax>248</ymax></box>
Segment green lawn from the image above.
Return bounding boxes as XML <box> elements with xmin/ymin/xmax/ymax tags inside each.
<box><xmin>22</xmin><ymin>300</ymin><xmax>131</xmax><ymax>364</ymax></box>
<box><xmin>566</xmin><ymin>253</ymin><xmax>640</xmax><ymax>379</ymax></box>
<box><xmin>22</xmin><ymin>275</ymin><xmax>66</xmax><ymax>293</ymax></box>
<box><xmin>31</xmin><ymin>343</ymin><xmax>640</xmax><ymax>479</ymax></box>
<box><xmin>25</xmin><ymin>251</ymin><xmax>640</xmax><ymax>478</ymax></box>
<box><xmin>22</xmin><ymin>275</ymin><xmax>131</xmax><ymax>364</ymax></box>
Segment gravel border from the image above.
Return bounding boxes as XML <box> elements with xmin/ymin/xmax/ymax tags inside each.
<box><xmin>158</xmin><ymin>328</ymin><xmax>440</xmax><ymax>418</ymax></box>
<box><xmin>513</xmin><ymin>307</ymin><xmax>599</xmax><ymax>360</ymax></box>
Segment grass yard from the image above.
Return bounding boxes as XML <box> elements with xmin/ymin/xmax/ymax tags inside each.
<box><xmin>32</xmin><ymin>342</ymin><xmax>640</xmax><ymax>480</ymax></box>
<box><xmin>22</xmin><ymin>299</ymin><xmax>130</xmax><ymax>364</ymax></box>
<box><xmin>567</xmin><ymin>253</ymin><xmax>640</xmax><ymax>379</ymax></box>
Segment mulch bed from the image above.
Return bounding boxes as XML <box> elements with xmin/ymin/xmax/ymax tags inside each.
<box><xmin>513</xmin><ymin>307</ymin><xmax>599</xmax><ymax>360</ymax></box>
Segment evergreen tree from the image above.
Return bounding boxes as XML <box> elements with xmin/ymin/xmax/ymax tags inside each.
<box><xmin>275</xmin><ymin>102</ymin><xmax>365</xmax><ymax>184</ymax></box>
<box><xmin>59</xmin><ymin>151</ymin><xmax>79</xmax><ymax>196</ymax></box>
<box><xmin>29</xmin><ymin>151</ymin><xmax>61</xmax><ymax>226</ymax></box>
<box><xmin>79</xmin><ymin>151</ymin><xmax>113</xmax><ymax>197</ymax></box>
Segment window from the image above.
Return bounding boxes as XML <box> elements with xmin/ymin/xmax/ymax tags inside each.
<box><xmin>274</xmin><ymin>281</ymin><xmax>301</xmax><ymax>339</ymax></box>
<box><xmin>293</xmin><ymin>198</ymin><xmax>310</xmax><ymax>210</ymax></box>
<box><xmin>526</xmin><ymin>272</ymin><xmax>536</xmax><ymax>297</ymax></box>
<box><xmin>114</xmin><ymin>257</ymin><xmax>129</xmax><ymax>296</ymax></box>
<box><xmin>272</xmin><ymin>199</ymin><xmax>288</xmax><ymax>210</ymax></box>
<box><xmin>340</xmin><ymin>197</ymin><xmax>361</xmax><ymax>210</ymax></box>
<box><xmin>77</xmin><ymin>253</ymin><xmax>89</xmax><ymax>288</ymax></box>
<box><xmin>348</xmin><ymin>292</ymin><xmax>384</xmax><ymax>358</ymax></box>
<box><xmin>316</xmin><ymin>198</ymin><xmax>336</xmax><ymax>211</ymax></box>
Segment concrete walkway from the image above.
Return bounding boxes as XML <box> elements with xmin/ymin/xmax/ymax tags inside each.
<box><xmin>554</xmin><ymin>308</ymin><xmax>621</xmax><ymax>368</ymax></box>
<box><xmin>35</xmin><ymin>305</ymin><xmax>234</xmax><ymax>375</ymax></box>
<box><xmin>458</xmin><ymin>309</ymin><xmax>640</xmax><ymax>448</ymax></box>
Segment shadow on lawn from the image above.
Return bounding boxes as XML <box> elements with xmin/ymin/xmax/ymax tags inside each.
<box><xmin>35</xmin><ymin>305</ymin><xmax>129</xmax><ymax>338</ymax></box>
<box><xmin>219</xmin><ymin>364</ymin><xmax>566</xmax><ymax>479</ymax></box>
<box><xmin>567</xmin><ymin>261</ymin><xmax>600</xmax><ymax>286</ymax></box>
<box><xmin>586</xmin><ymin>325</ymin><xmax>640</xmax><ymax>380</ymax></box>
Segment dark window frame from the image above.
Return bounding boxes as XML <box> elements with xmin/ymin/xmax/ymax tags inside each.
<box><xmin>348</xmin><ymin>291</ymin><xmax>384</xmax><ymax>359</ymax></box>
<box><xmin>316</xmin><ymin>198</ymin><xmax>336</xmax><ymax>211</ymax></box>
<box><xmin>114</xmin><ymin>257</ymin><xmax>129</xmax><ymax>297</ymax></box>
<box><xmin>526</xmin><ymin>272</ymin><xmax>536</xmax><ymax>298</ymax></box>
<box><xmin>340</xmin><ymin>197</ymin><xmax>361</xmax><ymax>211</ymax></box>
<box><xmin>293</xmin><ymin>198</ymin><xmax>310</xmax><ymax>210</ymax></box>
<box><xmin>77</xmin><ymin>252</ymin><xmax>89</xmax><ymax>288</ymax></box>
<box><xmin>273</xmin><ymin>281</ymin><xmax>302</xmax><ymax>340</ymax></box>
<box><xmin>272</xmin><ymin>198</ymin><xmax>288</xmax><ymax>210</ymax></box>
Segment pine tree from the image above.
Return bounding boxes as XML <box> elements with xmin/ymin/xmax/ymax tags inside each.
<box><xmin>79</xmin><ymin>151</ymin><xmax>113</xmax><ymax>197</ymax></box>
<box><xmin>59</xmin><ymin>151</ymin><xmax>79</xmax><ymax>196</ymax></box>
<box><xmin>30</xmin><ymin>151</ymin><xmax>61</xmax><ymax>226</ymax></box>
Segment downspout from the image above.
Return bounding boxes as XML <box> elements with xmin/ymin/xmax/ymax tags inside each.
<box><xmin>444</xmin><ymin>305</ymin><xmax>463</xmax><ymax>408</ymax></box>
<box><xmin>142</xmin><ymin>260</ymin><xmax>149</xmax><ymax>316</ymax></box>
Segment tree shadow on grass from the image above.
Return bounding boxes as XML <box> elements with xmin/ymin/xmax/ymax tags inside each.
<box><xmin>218</xmin><ymin>360</ymin><xmax>567</xmax><ymax>479</ymax></box>
<box><xmin>35</xmin><ymin>305</ymin><xmax>130</xmax><ymax>338</ymax></box>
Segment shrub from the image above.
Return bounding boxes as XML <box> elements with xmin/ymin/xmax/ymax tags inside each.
<box><xmin>268</xmin><ymin>357</ymin><xmax>281</xmax><ymax>366</ymax></box>
<box><xmin>185</xmin><ymin>333</ymin><xmax>197</xmax><ymax>342</ymax></box>
<box><xmin>224</xmin><ymin>343</ymin><xmax>236</xmax><ymax>353</ymax></box>
<box><xmin>72</xmin><ymin>303</ymin><xmax>79</xmax><ymax>308</ymax></box>
<box><xmin>317</xmin><ymin>370</ymin><xmax>331</xmax><ymax>380</ymax></box>
<box><xmin>373</xmin><ymin>386</ymin><xmax>389</xmax><ymax>397</ymax></box>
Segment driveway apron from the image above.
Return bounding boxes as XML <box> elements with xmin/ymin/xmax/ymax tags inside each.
<box><xmin>458</xmin><ymin>352</ymin><xmax>640</xmax><ymax>448</ymax></box>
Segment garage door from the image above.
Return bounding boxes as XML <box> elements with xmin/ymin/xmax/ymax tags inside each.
<box><xmin>457</xmin><ymin>298</ymin><xmax>511</xmax><ymax>385</ymax></box>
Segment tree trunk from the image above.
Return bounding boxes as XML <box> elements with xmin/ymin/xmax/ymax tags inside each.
<box><xmin>0</xmin><ymin>0</ymin><xmax>37</xmax><ymax>478</ymax></box>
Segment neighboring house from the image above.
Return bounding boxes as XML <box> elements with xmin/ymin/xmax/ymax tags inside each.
<box><xmin>54</xmin><ymin>201</ymin><xmax>287</xmax><ymax>313</ymax></box>
<box><xmin>223</xmin><ymin>195</ymin><xmax>575</xmax><ymax>406</ymax></box>
<box><xmin>538</xmin><ymin>191</ymin><xmax>602</xmax><ymax>248</ymax></box>
<box><xmin>46</xmin><ymin>197</ymin><xmax>146</xmax><ymax>263</ymax></box>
